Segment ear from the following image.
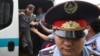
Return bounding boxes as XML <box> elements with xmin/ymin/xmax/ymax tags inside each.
<box><xmin>87</xmin><ymin>25</ymin><xmax>93</xmax><ymax>32</ymax></box>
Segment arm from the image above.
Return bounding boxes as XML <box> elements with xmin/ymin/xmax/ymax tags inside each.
<box><xmin>19</xmin><ymin>11</ymin><xmax>25</xmax><ymax>16</ymax></box>
<box><xmin>39</xmin><ymin>21</ymin><xmax>53</xmax><ymax>33</ymax></box>
<box><xmin>30</xmin><ymin>21</ymin><xmax>38</xmax><ymax>26</ymax></box>
<box><xmin>31</xmin><ymin>27</ymin><xmax>50</xmax><ymax>41</ymax></box>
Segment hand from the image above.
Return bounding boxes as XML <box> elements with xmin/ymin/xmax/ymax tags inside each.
<box><xmin>30</xmin><ymin>21</ymin><xmax>38</xmax><ymax>26</ymax></box>
<box><xmin>39</xmin><ymin>20</ymin><xmax>44</xmax><ymax>26</ymax></box>
<box><xmin>39</xmin><ymin>20</ymin><xmax>42</xmax><ymax>25</ymax></box>
<box><xmin>19</xmin><ymin>12</ymin><xmax>25</xmax><ymax>16</ymax></box>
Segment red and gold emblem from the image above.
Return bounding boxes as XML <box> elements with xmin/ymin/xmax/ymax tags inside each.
<box><xmin>61</xmin><ymin>21</ymin><xmax>81</xmax><ymax>30</ymax></box>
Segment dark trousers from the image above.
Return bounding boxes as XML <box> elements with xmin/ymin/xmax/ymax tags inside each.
<box><xmin>20</xmin><ymin>28</ymin><xmax>33</xmax><ymax>55</ymax></box>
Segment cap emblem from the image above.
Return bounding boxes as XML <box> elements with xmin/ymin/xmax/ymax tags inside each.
<box><xmin>61</xmin><ymin>21</ymin><xmax>81</xmax><ymax>30</ymax></box>
<box><xmin>64</xmin><ymin>2</ymin><xmax>78</xmax><ymax>14</ymax></box>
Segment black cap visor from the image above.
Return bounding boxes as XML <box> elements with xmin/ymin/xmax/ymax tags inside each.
<box><xmin>55</xmin><ymin>30</ymin><xmax>85</xmax><ymax>39</ymax></box>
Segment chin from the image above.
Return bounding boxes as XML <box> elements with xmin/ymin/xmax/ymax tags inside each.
<box><xmin>64</xmin><ymin>53</ymin><xmax>73</xmax><ymax>56</ymax></box>
<box><xmin>62</xmin><ymin>50</ymin><xmax>74</xmax><ymax>56</ymax></box>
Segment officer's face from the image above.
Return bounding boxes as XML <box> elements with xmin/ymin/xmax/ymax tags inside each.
<box><xmin>54</xmin><ymin>34</ymin><xmax>85</xmax><ymax>56</ymax></box>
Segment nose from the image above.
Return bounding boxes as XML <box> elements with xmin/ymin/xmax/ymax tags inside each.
<box><xmin>63</xmin><ymin>38</ymin><xmax>73</xmax><ymax>46</ymax></box>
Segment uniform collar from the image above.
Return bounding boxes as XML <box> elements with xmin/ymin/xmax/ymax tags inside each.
<box><xmin>85</xmin><ymin>32</ymin><xmax>100</xmax><ymax>44</ymax></box>
<box><xmin>53</xmin><ymin>46</ymin><xmax>62</xmax><ymax>56</ymax></box>
<box><xmin>83</xmin><ymin>46</ymin><xmax>90</xmax><ymax>56</ymax></box>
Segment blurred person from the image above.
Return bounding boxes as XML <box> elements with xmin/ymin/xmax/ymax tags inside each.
<box><xmin>38</xmin><ymin>1</ymin><xmax>100</xmax><ymax>56</ymax></box>
<box><xmin>36</xmin><ymin>7</ymin><xmax>45</xmax><ymax>21</ymax></box>
<box><xmin>85</xmin><ymin>19</ymin><xmax>100</xmax><ymax>55</ymax></box>
<box><xmin>19</xmin><ymin>4</ymin><xmax>36</xmax><ymax>56</ymax></box>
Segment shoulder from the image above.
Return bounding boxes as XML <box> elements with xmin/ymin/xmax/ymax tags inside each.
<box><xmin>48</xmin><ymin>33</ymin><xmax>54</xmax><ymax>39</ymax></box>
<box><xmin>96</xmin><ymin>33</ymin><xmax>100</xmax><ymax>40</ymax></box>
<box><xmin>85</xmin><ymin>33</ymin><xmax>100</xmax><ymax>45</ymax></box>
<box><xmin>38</xmin><ymin>45</ymin><xmax>56</xmax><ymax>56</ymax></box>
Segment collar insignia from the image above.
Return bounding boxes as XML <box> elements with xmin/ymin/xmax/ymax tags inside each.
<box><xmin>91</xmin><ymin>40</ymin><xmax>97</xmax><ymax>50</ymax></box>
<box><xmin>64</xmin><ymin>1</ymin><xmax>78</xmax><ymax>14</ymax></box>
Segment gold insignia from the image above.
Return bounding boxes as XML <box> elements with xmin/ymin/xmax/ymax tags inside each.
<box><xmin>61</xmin><ymin>21</ymin><xmax>81</xmax><ymax>30</ymax></box>
<box><xmin>64</xmin><ymin>1</ymin><xmax>78</xmax><ymax>14</ymax></box>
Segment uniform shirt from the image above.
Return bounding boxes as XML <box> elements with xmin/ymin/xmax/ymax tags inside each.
<box><xmin>85</xmin><ymin>32</ymin><xmax>100</xmax><ymax>55</ymax></box>
<box><xmin>38</xmin><ymin>45</ymin><xmax>90</xmax><ymax>56</ymax></box>
<box><xmin>48</xmin><ymin>31</ymin><xmax>54</xmax><ymax>40</ymax></box>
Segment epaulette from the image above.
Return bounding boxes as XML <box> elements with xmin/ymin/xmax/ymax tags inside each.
<box><xmin>38</xmin><ymin>45</ymin><xmax>56</xmax><ymax>56</ymax></box>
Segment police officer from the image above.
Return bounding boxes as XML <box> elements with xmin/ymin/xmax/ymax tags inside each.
<box><xmin>85</xmin><ymin>19</ymin><xmax>100</xmax><ymax>55</ymax></box>
<box><xmin>38</xmin><ymin>1</ymin><xmax>100</xmax><ymax>56</ymax></box>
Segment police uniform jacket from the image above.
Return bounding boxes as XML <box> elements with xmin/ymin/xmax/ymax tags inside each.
<box><xmin>38</xmin><ymin>45</ymin><xmax>90</xmax><ymax>56</ymax></box>
<box><xmin>85</xmin><ymin>32</ymin><xmax>100</xmax><ymax>55</ymax></box>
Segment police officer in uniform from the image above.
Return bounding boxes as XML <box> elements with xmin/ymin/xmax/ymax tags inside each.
<box><xmin>85</xmin><ymin>19</ymin><xmax>100</xmax><ymax>55</ymax></box>
<box><xmin>38</xmin><ymin>1</ymin><xmax>100</xmax><ymax>56</ymax></box>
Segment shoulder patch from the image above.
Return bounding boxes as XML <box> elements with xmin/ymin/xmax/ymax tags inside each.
<box><xmin>38</xmin><ymin>45</ymin><xmax>56</xmax><ymax>56</ymax></box>
<box><xmin>39</xmin><ymin>49</ymin><xmax>53</xmax><ymax>56</ymax></box>
<box><xmin>91</xmin><ymin>40</ymin><xmax>97</xmax><ymax>50</ymax></box>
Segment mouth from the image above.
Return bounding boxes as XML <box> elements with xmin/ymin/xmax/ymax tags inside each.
<box><xmin>64</xmin><ymin>49</ymin><xmax>73</xmax><ymax>52</ymax></box>
<box><xmin>62</xmin><ymin>47</ymin><xmax>73</xmax><ymax>52</ymax></box>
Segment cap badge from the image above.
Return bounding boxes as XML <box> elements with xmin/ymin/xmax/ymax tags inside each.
<box><xmin>64</xmin><ymin>2</ymin><xmax>78</xmax><ymax>14</ymax></box>
<box><xmin>61</xmin><ymin>21</ymin><xmax>81</xmax><ymax>30</ymax></box>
